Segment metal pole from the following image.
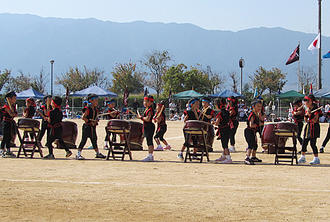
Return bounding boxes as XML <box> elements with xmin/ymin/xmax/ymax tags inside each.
<box><xmin>318</xmin><ymin>0</ymin><xmax>322</xmax><ymax>90</ymax></box>
<box><xmin>240</xmin><ymin>67</ymin><xmax>243</xmax><ymax>95</ymax></box>
<box><xmin>50</xmin><ymin>60</ymin><xmax>54</xmax><ymax>96</ymax></box>
<box><xmin>298</xmin><ymin>41</ymin><xmax>301</xmax><ymax>92</ymax></box>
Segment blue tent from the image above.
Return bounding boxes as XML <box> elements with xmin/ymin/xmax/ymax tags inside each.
<box><xmin>16</xmin><ymin>88</ymin><xmax>45</xmax><ymax>99</ymax></box>
<box><xmin>70</xmin><ymin>86</ymin><xmax>117</xmax><ymax>97</ymax></box>
<box><xmin>209</xmin><ymin>90</ymin><xmax>243</xmax><ymax>98</ymax></box>
<box><xmin>314</xmin><ymin>88</ymin><xmax>330</xmax><ymax>98</ymax></box>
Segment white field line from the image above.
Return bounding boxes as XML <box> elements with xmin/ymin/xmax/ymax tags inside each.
<box><xmin>1</xmin><ymin>179</ymin><xmax>330</xmax><ymax>193</ymax></box>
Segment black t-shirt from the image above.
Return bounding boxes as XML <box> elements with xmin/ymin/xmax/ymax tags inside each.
<box><xmin>25</xmin><ymin>106</ymin><xmax>36</xmax><ymax>118</ymax></box>
<box><xmin>49</xmin><ymin>108</ymin><xmax>63</xmax><ymax>125</ymax></box>
<box><xmin>246</xmin><ymin>111</ymin><xmax>260</xmax><ymax>130</ymax></box>
<box><xmin>216</xmin><ymin>108</ymin><xmax>230</xmax><ymax>129</ymax></box>
<box><xmin>184</xmin><ymin>109</ymin><xmax>200</xmax><ymax>121</ymax></box>
<box><xmin>200</xmin><ymin>107</ymin><xmax>215</xmax><ymax>123</ymax></box>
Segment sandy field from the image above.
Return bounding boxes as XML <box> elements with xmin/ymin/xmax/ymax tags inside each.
<box><xmin>0</xmin><ymin>119</ymin><xmax>330</xmax><ymax>222</ymax></box>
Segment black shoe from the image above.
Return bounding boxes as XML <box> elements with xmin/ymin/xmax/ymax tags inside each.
<box><xmin>298</xmin><ymin>151</ymin><xmax>302</xmax><ymax>154</ymax></box>
<box><xmin>95</xmin><ymin>153</ymin><xmax>106</xmax><ymax>159</ymax></box>
<box><xmin>3</xmin><ymin>151</ymin><xmax>16</xmax><ymax>158</ymax></box>
<box><xmin>320</xmin><ymin>148</ymin><xmax>324</xmax><ymax>153</ymax></box>
<box><xmin>244</xmin><ymin>157</ymin><xmax>255</xmax><ymax>165</ymax></box>
<box><xmin>66</xmin><ymin>151</ymin><xmax>73</xmax><ymax>158</ymax></box>
<box><xmin>251</xmin><ymin>157</ymin><xmax>262</xmax><ymax>162</ymax></box>
<box><xmin>43</xmin><ymin>154</ymin><xmax>55</xmax><ymax>159</ymax></box>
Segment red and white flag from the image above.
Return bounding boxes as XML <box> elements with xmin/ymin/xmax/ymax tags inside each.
<box><xmin>308</xmin><ymin>33</ymin><xmax>320</xmax><ymax>51</ymax></box>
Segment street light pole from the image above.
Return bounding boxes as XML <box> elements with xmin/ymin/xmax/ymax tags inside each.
<box><xmin>239</xmin><ymin>58</ymin><xmax>245</xmax><ymax>95</ymax></box>
<box><xmin>318</xmin><ymin>0</ymin><xmax>322</xmax><ymax>90</ymax></box>
<box><xmin>50</xmin><ymin>60</ymin><xmax>54</xmax><ymax>96</ymax></box>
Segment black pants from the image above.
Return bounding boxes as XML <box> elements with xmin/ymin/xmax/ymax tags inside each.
<box><xmin>47</xmin><ymin>127</ymin><xmax>70</xmax><ymax>155</ymax></box>
<box><xmin>302</xmin><ymin>138</ymin><xmax>318</xmax><ymax>155</ymax></box>
<box><xmin>229</xmin><ymin>120</ymin><xmax>239</xmax><ymax>146</ymax></box>
<box><xmin>1</xmin><ymin>121</ymin><xmax>14</xmax><ymax>151</ymax></box>
<box><xmin>154</xmin><ymin>125</ymin><xmax>167</xmax><ymax>141</ymax></box>
<box><xmin>219</xmin><ymin>128</ymin><xmax>230</xmax><ymax>149</ymax></box>
<box><xmin>38</xmin><ymin>121</ymin><xmax>49</xmax><ymax>144</ymax></box>
<box><xmin>144</xmin><ymin>123</ymin><xmax>155</xmax><ymax>146</ymax></box>
<box><xmin>297</xmin><ymin>122</ymin><xmax>303</xmax><ymax>145</ymax></box>
<box><xmin>245</xmin><ymin>128</ymin><xmax>258</xmax><ymax>150</ymax></box>
<box><xmin>78</xmin><ymin>124</ymin><xmax>98</xmax><ymax>150</ymax></box>
<box><xmin>322</xmin><ymin>125</ymin><xmax>330</xmax><ymax>147</ymax></box>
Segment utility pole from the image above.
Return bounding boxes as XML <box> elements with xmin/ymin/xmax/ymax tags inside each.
<box><xmin>318</xmin><ymin>0</ymin><xmax>322</xmax><ymax>90</ymax></box>
<box><xmin>50</xmin><ymin>60</ymin><xmax>54</xmax><ymax>96</ymax></box>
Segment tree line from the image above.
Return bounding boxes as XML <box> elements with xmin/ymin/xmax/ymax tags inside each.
<box><xmin>0</xmin><ymin>49</ymin><xmax>317</xmax><ymax>103</ymax></box>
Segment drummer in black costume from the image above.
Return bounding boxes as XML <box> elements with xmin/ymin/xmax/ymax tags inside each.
<box><xmin>177</xmin><ymin>98</ymin><xmax>200</xmax><ymax>160</ymax></box>
<box><xmin>244</xmin><ymin>100</ymin><xmax>263</xmax><ymax>165</ymax></box>
<box><xmin>227</xmin><ymin>96</ymin><xmax>239</xmax><ymax>153</ymax></box>
<box><xmin>43</xmin><ymin>96</ymin><xmax>72</xmax><ymax>159</ymax></box>
<box><xmin>214</xmin><ymin>98</ymin><xmax>232</xmax><ymax>164</ymax></box>
<box><xmin>37</xmin><ymin>96</ymin><xmax>52</xmax><ymax>147</ymax></box>
<box><xmin>298</xmin><ymin>94</ymin><xmax>321</xmax><ymax>165</ymax></box>
<box><xmin>292</xmin><ymin>99</ymin><xmax>305</xmax><ymax>145</ymax></box>
<box><xmin>138</xmin><ymin>95</ymin><xmax>156</xmax><ymax>162</ymax></box>
<box><xmin>0</xmin><ymin>91</ymin><xmax>18</xmax><ymax>158</ymax></box>
<box><xmin>104</xmin><ymin>99</ymin><xmax>120</xmax><ymax>149</ymax></box>
<box><xmin>76</xmin><ymin>94</ymin><xmax>106</xmax><ymax>160</ymax></box>
<box><xmin>199</xmin><ymin>97</ymin><xmax>215</xmax><ymax>144</ymax></box>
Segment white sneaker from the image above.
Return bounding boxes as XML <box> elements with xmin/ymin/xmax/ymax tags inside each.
<box><xmin>142</xmin><ymin>155</ymin><xmax>154</xmax><ymax>162</ymax></box>
<box><xmin>220</xmin><ymin>158</ymin><xmax>233</xmax><ymax>164</ymax></box>
<box><xmin>310</xmin><ymin>158</ymin><xmax>320</xmax><ymax>165</ymax></box>
<box><xmin>229</xmin><ymin>146</ymin><xmax>236</xmax><ymax>153</ymax></box>
<box><xmin>215</xmin><ymin>155</ymin><xmax>226</xmax><ymax>161</ymax></box>
<box><xmin>76</xmin><ymin>155</ymin><xmax>85</xmax><ymax>160</ymax></box>
<box><xmin>298</xmin><ymin>156</ymin><xmax>306</xmax><ymax>164</ymax></box>
<box><xmin>177</xmin><ymin>152</ymin><xmax>184</xmax><ymax>159</ymax></box>
<box><xmin>164</xmin><ymin>145</ymin><xmax>171</xmax><ymax>150</ymax></box>
<box><xmin>155</xmin><ymin>145</ymin><xmax>164</xmax><ymax>151</ymax></box>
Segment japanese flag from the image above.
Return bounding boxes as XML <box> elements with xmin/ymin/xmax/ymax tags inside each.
<box><xmin>308</xmin><ymin>33</ymin><xmax>320</xmax><ymax>51</ymax></box>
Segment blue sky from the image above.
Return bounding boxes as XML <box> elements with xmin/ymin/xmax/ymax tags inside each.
<box><xmin>1</xmin><ymin>0</ymin><xmax>329</xmax><ymax>36</ymax></box>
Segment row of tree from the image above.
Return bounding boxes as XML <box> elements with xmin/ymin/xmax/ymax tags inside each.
<box><xmin>0</xmin><ymin>49</ymin><xmax>317</xmax><ymax>104</ymax></box>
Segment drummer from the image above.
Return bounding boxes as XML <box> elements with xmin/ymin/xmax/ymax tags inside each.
<box><xmin>292</xmin><ymin>99</ymin><xmax>305</xmax><ymax>145</ymax></box>
<box><xmin>214</xmin><ymin>98</ymin><xmax>232</xmax><ymax>164</ymax></box>
<box><xmin>37</xmin><ymin>96</ymin><xmax>52</xmax><ymax>147</ymax></box>
<box><xmin>177</xmin><ymin>98</ymin><xmax>200</xmax><ymax>160</ymax></box>
<box><xmin>298</xmin><ymin>94</ymin><xmax>321</xmax><ymax>165</ymax></box>
<box><xmin>227</xmin><ymin>96</ymin><xmax>239</xmax><ymax>153</ymax></box>
<box><xmin>23</xmin><ymin>97</ymin><xmax>36</xmax><ymax>141</ymax></box>
<box><xmin>137</xmin><ymin>95</ymin><xmax>156</xmax><ymax>162</ymax></box>
<box><xmin>320</xmin><ymin>111</ymin><xmax>330</xmax><ymax>153</ymax></box>
<box><xmin>104</xmin><ymin>99</ymin><xmax>120</xmax><ymax>149</ymax></box>
<box><xmin>244</xmin><ymin>100</ymin><xmax>263</xmax><ymax>165</ymax></box>
<box><xmin>153</xmin><ymin>101</ymin><xmax>171</xmax><ymax>151</ymax></box>
<box><xmin>76</xmin><ymin>94</ymin><xmax>106</xmax><ymax>160</ymax></box>
<box><xmin>200</xmin><ymin>97</ymin><xmax>215</xmax><ymax>140</ymax></box>
<box><xmin>0</xmin><ymin>91</ymin><xmax>18</xmax><ymax>158</ymax></box>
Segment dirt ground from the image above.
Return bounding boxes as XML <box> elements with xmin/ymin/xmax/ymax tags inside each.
<box><xmin>0</xmin><ymin>119</ymin><xmax>330</xmax><ymax>222</ymax></box>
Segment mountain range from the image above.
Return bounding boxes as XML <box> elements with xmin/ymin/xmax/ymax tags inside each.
<box><xmin>0</xmin><ymin>13</ymin><xmax>329</xmax><ymax>94</ymax></box>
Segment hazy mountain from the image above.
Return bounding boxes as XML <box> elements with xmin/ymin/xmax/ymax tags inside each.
<box><xmin>0</xmin><ymin>13</ymin><xmax>329</xmax><ymax>94</ymax></box>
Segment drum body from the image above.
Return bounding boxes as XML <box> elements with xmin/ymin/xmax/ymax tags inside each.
<box><xmin>61</xmin><ymin>121</ymin><xmax>78</xmax><ymax>148</ymax></box>
<box><xmin>128</xmin><ymin>121</ymin><xmax>143</xmax><ymax>150</ymax></box>
<box><xmin>17</xmin><ymin>118</ymin><xmax>40</xmax><ymax>129</ymax></box>
<box><xmin>262</xmin><ymin>122</ymin><xmax>297</xmax><ymax>154</ymax></box>
<box><xmin>184</xmin><ymin>120</ymin><xmax>214</xmax><ymax>151</ymax></box>
<box><xmin>106</xmin><ymin>120</ymin><xmax>143</xmax><ymax>151</ymax></box>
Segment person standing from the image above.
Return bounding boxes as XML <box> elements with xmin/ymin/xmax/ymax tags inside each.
<box><xmin>298</xmin><ymin>95</ymin><xmax>321</xmax><ymax>165</ymax></box>
<box><xmin>320</xmin><ymin>111</ymin><xmax>330</xmax><ymax>153</ymax></box>
<box><xmin>214</xmin><ymin>98</ymin><xmax>232</xmax><ymax>164</ymax></box>
<box><xmin>138</xmin><ymin>95</ymin><xmax>156</xmax><ymax>162</ymax></box>
<box><xmin>153</xmin><ymin>101</ymin><xmax>171</xmax><ymax>151</ymax></box>
<box><xmin>227</xmin><ymin>97</ymin><xmax>239</xmax><ymax>153</ymax></box>
<box><xmin>0</xmin><ymin>91</ymin><xmax>18</xmax><ymax>158</ymax></box>
<box><xmin>292</xmin><ymin>99</ymin><xmax>305</xmax><ymax>145</ymax></box>
<box><xmin>43</xmin><ymin>96</ymin><xmax>72</xmax><ymax>159</ymax></box>
<box><xmin>76</xmin><ymin>94</ymin><xmax>106</xmax><ymax>160</ymax></box>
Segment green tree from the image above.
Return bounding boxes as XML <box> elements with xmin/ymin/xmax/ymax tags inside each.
<box><xmin>250</xmin><ymin>66</ymin><xmax>287</xmax><ymax>100</ymax></box>
<box><xmin>31</xmin><ymin>68</ymin><xmax>47</xmax><ymax>94</ymax></box>
<box><xmin>111</xmin><ymin>62</ymin><xmax>144</xmax><ymax>94</ymax></box>
<box><xmin>56</xmin><ymin>66</ymin><xmax>109</xmax><ymax>93</ymax></box>
<box><xmin>229</xmin><ymin>72</ymin><xmax>239</xmax><ymax>93</ymax></box>
<box><xmin>163</xmin><ymin>64</ymin><xmax>221</xmax><ymax>95</ymax></box>
<box><xmin>143</xmin><ymin>50</ymin><xmax>171</xmax><ymax>97</ymax></box>
<box><xmin>0</xmin><ymin>69</ymin><xmax>11</xmax><ymax>92</ymax></box>
<box><xmin>6</xmin><ymin>71</ymin><xmax>33</xmax><ymax>92</ymax></box>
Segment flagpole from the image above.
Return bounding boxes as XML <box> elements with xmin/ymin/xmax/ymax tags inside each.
<box><xmin>298</xmin><ymin>41</ymin><xmax>301</xmax><ymax>92</ymax></box>
<box><xmin>318</xmin><ymin>0</ymin><xmax>322</xmax><ymax>90</ymax></box>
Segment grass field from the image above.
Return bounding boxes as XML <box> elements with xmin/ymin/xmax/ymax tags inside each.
<box><xmin>0</xmin><ymin>119</ymin><xmax>330</xmax><ymax>221</ymax></box>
